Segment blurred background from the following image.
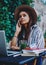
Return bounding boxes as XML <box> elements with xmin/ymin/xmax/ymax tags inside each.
<box><xmin>0</xmin><ymin>0</ymin><xmax>46</xmax><ymax>43</ymax></box>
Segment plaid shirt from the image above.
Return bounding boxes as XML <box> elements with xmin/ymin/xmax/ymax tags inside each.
<box><xmin>28</xmin><ymin>24</ymin><xmax>45</xmax><ymax>49</ymax></box>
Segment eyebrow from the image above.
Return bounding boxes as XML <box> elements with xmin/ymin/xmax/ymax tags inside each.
<box><xmin>19</xmin><ymin>13</ymin><xmax>27</xmax><ymax>16</ymax></box>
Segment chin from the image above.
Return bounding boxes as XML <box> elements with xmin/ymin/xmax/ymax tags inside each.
<box><xmin>21</xmin><ymin>22</ymin><xmax>27</xmax><ymax>25</ymax></box>
<box><xmin>21</xmin><ymin>23</ymin><xmax>26</xmax><ymax>25</ymax></box>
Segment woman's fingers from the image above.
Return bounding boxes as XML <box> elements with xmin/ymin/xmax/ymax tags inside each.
<box><xmin>18</xmin><ymin>20</ymin><xmax>21</xmax><ymax>27</ymax></box>
<box><xmin>11</xmin><ymin>46</ymin><xmax>20</xmax><ymax>50</ymax></box>
<box><xmin>16</xmin><ymin>20</ymin><xmax>22</xmax><ymax>34</ymax></box>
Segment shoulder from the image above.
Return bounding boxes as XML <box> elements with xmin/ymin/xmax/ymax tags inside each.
<box><xmin>34</xmin><ymin>24</ymin><xmax>43</xmax><ymax>34</ymax></box>
<box><xmin>31</xmin><ymin>24</ymin><xmax>43</xmax><ymax>36</ymax></box>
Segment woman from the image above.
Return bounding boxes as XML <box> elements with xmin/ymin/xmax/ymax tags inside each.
<box><xmin>10</xmin><ymin>5</ymin><xmax>45</xmax><ymax>50</ymax></box>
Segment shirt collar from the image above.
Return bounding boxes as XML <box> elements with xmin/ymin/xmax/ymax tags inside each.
<box><xmin>31</xmin><ymin>24</ymin><xmax>37</xmax><ymax>30</ymax></box>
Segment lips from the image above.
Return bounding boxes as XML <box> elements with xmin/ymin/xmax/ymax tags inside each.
<box><xmin>21</xmin><ymin>19</ymin><xmax>25</xmax><ymax>21</ymax></box>
<box><xmin>20</xmin><ymin>19</ymin><xmax>25</xmax><ymax>24</ymax></box>
<box><xmin>20</xmin><ymin>20</ymin><xmax>25</xmax><ymax>24</ymax></box>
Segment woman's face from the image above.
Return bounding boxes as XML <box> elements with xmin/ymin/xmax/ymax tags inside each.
<box><xmin>18</xmin><ymin>11</ymin><xmax>30</xmax><ymax>25</ymax></box>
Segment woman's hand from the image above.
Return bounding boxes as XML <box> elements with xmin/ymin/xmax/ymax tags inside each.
<box><xmin>10</xmin><ymin>39</ymin><xmax>20</xmax><ymax>50</ymax></box>
<box><xmin>15</xmin><ymin>20</ymin><xmax>22</xmax><ymax>37</ymax></box>
<box><xmin>9</xmin><ymin>20</ymin><xmax>22</xmax><ymax>50</ymax></box>
<box><xmin>10</xmin><ymin>46</ymin><xmax>20</xmax><ymax>50</ymax></box>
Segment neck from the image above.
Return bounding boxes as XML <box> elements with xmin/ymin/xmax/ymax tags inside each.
<box><xmin>24</xmin><ymin>23</ymin><xmax>28</xmax><ymax>29</ymax></box>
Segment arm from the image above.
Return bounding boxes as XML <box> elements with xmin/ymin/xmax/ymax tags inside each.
<box><xmin>10</xmin><ymin>21</ymin><xmax>22</xmax><ymax>50</ymax></box>
<box><xmin>28</xmin><ymin>27</ymin><xmax>45</xmax><ymax>49</ymax></box>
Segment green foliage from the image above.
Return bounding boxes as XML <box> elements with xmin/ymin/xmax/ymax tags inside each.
<box><xmin>21</xmin><ymin>0</ymin><xmax>34</xmax><ymax>5</ymax></box>
<box><xmin>44</xmin><ymin>32</ymin><xmax>46</xmax><ymax>38</ymax></box>
<box><xmin>37</xmin><ymin>15</ymin><xmax>41</xmax><ymax>22</ymax></box>
<box><xmin>0</xmin><ymin>0</ymin><xmax>33</xmax><ymax>42</ymax></box>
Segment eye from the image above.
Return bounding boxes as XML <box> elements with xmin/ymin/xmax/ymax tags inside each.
<box><xmin>19</xmin><ymin>14</ymin><xmax>26</xmax><ymax>18</ymax></box>
<box><xmin>23</xmin><ymin>14</ymin><xmax>26</xmax><ymax>17</ymax></box>
<box><xmin>19</xmin><ymin>15</ymin><xmax>21</xmax><ymax>18</ymax></box>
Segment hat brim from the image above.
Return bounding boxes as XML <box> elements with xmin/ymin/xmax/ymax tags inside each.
<box><xmin>14</xmin><ymin>5</ymin><xmax>37</xmax><ymax>22</ymax></box>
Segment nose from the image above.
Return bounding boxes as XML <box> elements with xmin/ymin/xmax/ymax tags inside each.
<box><xmin>21</xmin><ymin>16</ymin><xmax>24</xmax><ymax>18</ymax></box>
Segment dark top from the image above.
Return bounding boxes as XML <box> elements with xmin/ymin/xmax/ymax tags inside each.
<box><xmin>18</xmin><ymin>26</ymin><xmax>27</xmax><ymax>46</ymax></box>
